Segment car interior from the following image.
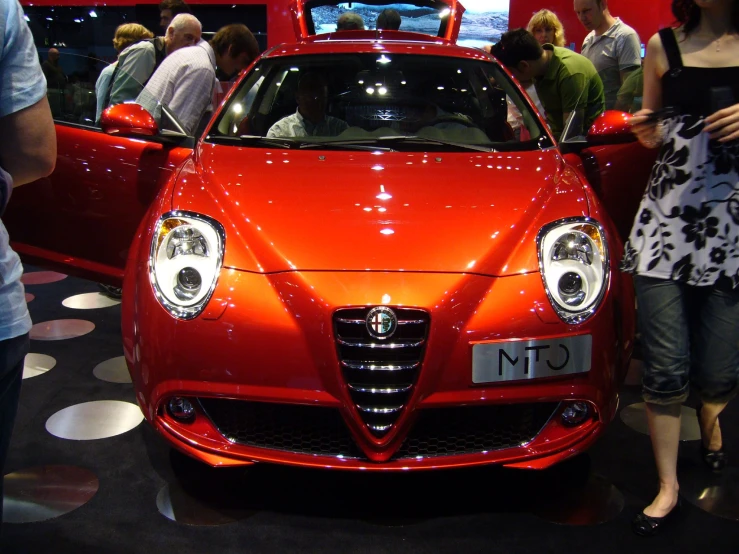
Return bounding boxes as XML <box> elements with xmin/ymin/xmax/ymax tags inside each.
<box><xmin>214</xmin><ymin>54</ymin><xmax>543</xmax><ymax>146</ymax></box>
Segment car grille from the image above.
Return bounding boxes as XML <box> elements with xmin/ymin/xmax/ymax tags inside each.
<box><xmin>393</xmin><ymin>402</ymin><xmax>559</xmax><ymax>459</ymax></box>
<box><xmin>198</xmin><ymin>398</ymin><xmax>365</xmax><ymax>459</ymax></box>
<box><xmin>198</xmin><ymin>399</ymin><xmax>558</xmax><ymax>461</ymax></box>
<box><xmin>333</xmin><ymin>307</ymin><xmax>429</xmax><ymax>437</ymax></box>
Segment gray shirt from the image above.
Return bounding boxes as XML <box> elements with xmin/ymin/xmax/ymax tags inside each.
<box><xmin>0</xmin><ymin>0</ymin><xmax>45</xmax><ymax>340</ymax></box>
<box><xmin>581</xmin><ymin>18</ymin><xmax>641</xmax><ymax>110</ymax></box>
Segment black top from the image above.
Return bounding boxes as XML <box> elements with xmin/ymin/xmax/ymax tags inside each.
<box><xmin>659</xmin><ymin>27</ymin><xmax>739</xmax><ymax>117</ymax></box>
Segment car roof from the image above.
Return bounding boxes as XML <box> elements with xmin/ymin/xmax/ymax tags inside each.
<box><xmin>263</xmin><ymin>32</ymin><xmax>490</xmax><ymax>61</ymax></box>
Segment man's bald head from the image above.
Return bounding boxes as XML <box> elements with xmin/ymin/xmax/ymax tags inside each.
<box><xmin>47</xmin><ymin>48</ymin><xmax>60</xmax><ymax>62</ymax></box>
<box><xmin>165</xmin><ymin>13</ymin><xmax>202</xmax><ymax>55</ymax></box>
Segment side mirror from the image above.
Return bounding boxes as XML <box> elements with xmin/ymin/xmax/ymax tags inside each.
<box><xmin>101</xmin><ymin>103</ymin><xmax>158</xmax><ymax>137</ymax></box>
<box><xmin>587</xmin><ymin>110</ymin><xmax>636</xmax><ymax>146</ymax></box>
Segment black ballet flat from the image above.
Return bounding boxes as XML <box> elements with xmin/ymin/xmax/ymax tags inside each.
<box><xmin>697</xmin><ymin>404</ymin><xmax>727</xmax><ymax>472</ymax></box>
<box><xmin>701</xmin><ymin>443</ymin><xmax>728</xmax><ymax>472</ymax></box>
<box><xmin>631</xmin><ymin>500</ymin><xmax>681</xmax><ymax>537</ymax></box>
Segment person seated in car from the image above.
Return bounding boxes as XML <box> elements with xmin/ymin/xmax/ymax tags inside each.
<box><xmin>267</xmin><ymin>73</ymin><xmax>348</xmax><ymax>138</ymax></box>
<box><xmin>376</xmin><ymin>9</ymin><xmax>401</xmax><ymax>30</ymax></box>
<box><xmin>336</xmin><ymin>12</ymin><xmax>365</xmax><ymax>31</ymax></box>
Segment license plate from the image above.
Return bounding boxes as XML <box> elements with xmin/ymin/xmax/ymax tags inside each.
<box><xmin>472</xmin><ymin>335</ymin><xmax>592</xmax><ymax>383</ymax></box>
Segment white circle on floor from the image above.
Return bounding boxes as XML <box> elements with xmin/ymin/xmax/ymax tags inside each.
<box><xmin>93</xmin><ymin>356</ymin><xmax>131</xmax><ymax>383</ymax></box>
<box><xmin>2</xmin><ymin>465</ymin><xmax>99</xmax><ymax>523</ymax></box>
<box><xmin>45</xmin><ymin>400</ymin><xmax>144</xmax><ymax>440</ymax></box>
<box><xmin>21</xmin><ymin>271</ymin><xmax>67</xmax><ymax>285</ymax></box>
<box><xmin>62</xmin><ymin>292</ymin><xmax>121</xmax><ymax>309</ymax></box>
<box><xmin>23</xmin><ymin>353</ymin><xmax>57</xmax><ymax>379</ymax></box>
<box><xmin>30</xmin><ymin>319</ymin><xmax>95</xmax><ymax>341</ymax></box>
<box><xmin>620</xmin><ymin>402</ymin><xmax>701</xmax><ymax>441</ymax></box>
<box><xmin>25</xmin><ymin>293</ymin><xmax>34</xmax><ymax>303</ymax></box>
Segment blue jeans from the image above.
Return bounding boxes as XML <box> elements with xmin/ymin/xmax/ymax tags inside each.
<box><xmin>635</xmin><ymin>276</ymin><xmax>739</xmax><ymax>405</ymax></box>
<box><xmin>0</xmin><ymin>333</ymin><xmax>29</xmax><ymax>524</ymax></box>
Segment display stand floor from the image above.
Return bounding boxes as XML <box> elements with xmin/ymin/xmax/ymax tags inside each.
<box><xmin>3</xmin><ymin>269</ymin><xmax>738</xmax><ymax>553</ymax></box>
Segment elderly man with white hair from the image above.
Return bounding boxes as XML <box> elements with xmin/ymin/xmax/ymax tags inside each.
<box><xmin>107</xmin><ymin>13</ymin><xmax>201</xmax><ymax>107</ymax></box>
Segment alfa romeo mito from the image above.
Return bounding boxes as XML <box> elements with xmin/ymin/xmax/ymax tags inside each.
<box><xmin>7</xmin><ymin>0</ymin><xmax>657</xmax><ymax>470</ymax></box>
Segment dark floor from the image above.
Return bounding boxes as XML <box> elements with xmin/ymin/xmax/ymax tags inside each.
<box><xmin>2</xmin><ymin>269</ymin><xmax>738</xmax><ymax>554</ymax></box>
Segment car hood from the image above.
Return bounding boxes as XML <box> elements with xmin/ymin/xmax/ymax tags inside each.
<box><xmin>172</xmin><ymin>144</ymin><xmax>588</xmax><ymax>275</ymax></box>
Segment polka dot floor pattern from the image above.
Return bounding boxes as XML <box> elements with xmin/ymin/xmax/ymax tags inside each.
<box><xmin>2</xmin><ymin>268</ymin><xmax>738</xmax><ymax>553</ymax></box>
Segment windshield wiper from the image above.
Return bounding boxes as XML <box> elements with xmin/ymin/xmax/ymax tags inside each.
<box><xmin>237</xmin><ymin>135</ymin><xmax>296</xmax><ymax>149</ymax></box>
<box><xmin>236</xmin><ymin>135</ymin><xmax>393</xmax><ymax>151</ymax></box>
<box><xmin>379</xmin><ymin>136</ymin><xmax>496</xmax><ymax>152</ymax></box>
<box><xmin>306</xmin><ymin>135</ymin><xmax>495</xmax><ymax>153</ymax></box>
<box><xmin>299</xmin><ymin>141</ymin><xmax>394</xmax><ymax>152</ymax></box>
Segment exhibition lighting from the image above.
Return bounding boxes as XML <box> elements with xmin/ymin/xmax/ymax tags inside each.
<box><xmin>89</xmin><ymin>10</ymin><xmax>97</xmax><ymax>18</ymax></box>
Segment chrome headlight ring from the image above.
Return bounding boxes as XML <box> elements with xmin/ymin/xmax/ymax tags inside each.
<box><xmin>149</xmin><ymin>211</ymin><xmax>225</xmax><ymax>320</ymax></box>
<box><xmin>536</xmin><ymin>217</ymin><xmax>609</xmax><ymax>324</ymax></box>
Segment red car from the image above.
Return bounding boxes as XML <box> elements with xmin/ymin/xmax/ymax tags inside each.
<box><xmin>7</xmin><ymin>0</ymin><xmax>657</xmax><ymax>470</ymax></box>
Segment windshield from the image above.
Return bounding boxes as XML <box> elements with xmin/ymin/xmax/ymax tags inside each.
<box><xmin>208</xmin><ymin>53</ymin><xmax>551</xmax><ymax>152</ymax></box>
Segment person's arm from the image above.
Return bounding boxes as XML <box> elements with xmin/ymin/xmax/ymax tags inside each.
<box><xmin>617</xmin><ymin>32</ymin><xmax>643</xmax><ymax>86</ymax></box>
<box><xmin>704</xmin><ymin>104</ymin><xmax>739</xmax><ymax>143</ymax></box>
<box><xmin>0</xmin><ymin>0</ymin><xmax>56</xmax><ymax>186</ymax></box>
<box><xmin>0</xmin><ymin>97</ymin><xmax>56</xmax><ymax>186</ymax></box>
<box><xmin>630</xmin><ymin>32</ymin><xmax>666</xmax><ymax>148</ymax></box>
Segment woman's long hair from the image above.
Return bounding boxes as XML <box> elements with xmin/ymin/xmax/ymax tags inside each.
<box><xmin>526</xmin><ymin>9</ymin><xmax>566</xmax><ymax>47</ymax></box>
<box><xmin>672</xmin><ymin>0</ymin><xmax>739</xmax><ymax>36</ymax></box>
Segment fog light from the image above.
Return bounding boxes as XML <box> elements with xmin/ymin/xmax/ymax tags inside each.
<box><xmin>167</xmin><ymin>397</ymin><xmax>195</xmax><ymax>420</ymax></box>
<box><xmin>561</xmin><ymin>401</ymin><xmax>591</xmax><ymax>426</ymax></box>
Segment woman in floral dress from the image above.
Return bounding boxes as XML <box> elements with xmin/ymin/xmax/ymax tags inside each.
<box><xmin>624</xmin><ymin>0</ymin><xmax>739</xmax><ymax>537</ymax></box>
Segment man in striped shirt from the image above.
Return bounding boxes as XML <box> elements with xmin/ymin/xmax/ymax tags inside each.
<box><xmin>136</xmin><ymin>24</ymin><xmax>259</xmax><ymax>136</ymax></box>
<box><xmin>108</xmin><ymin>13</ymin><xmax>201</xmax><ymax>108</ymax></box>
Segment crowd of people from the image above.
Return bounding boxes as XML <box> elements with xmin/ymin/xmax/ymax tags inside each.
<box><xmin>3</xmin><ymin>0</ymin><xmax>738</xmax><ymax>542</ymax></box>
<box><xmin>489</xmin><ymin>0</ymin><xmax>644</xmax><ymax>139</ymax></box>
<box><xmin>40</xmin><ymin>0</ymin><xmax>260</xmax><ymax>135</ymax></box>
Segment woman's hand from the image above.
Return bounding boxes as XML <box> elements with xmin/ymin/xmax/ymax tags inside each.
<box><xmin>630</xmin><ymin>109</ymin><xmax>662</xmax><ymax>149</ymax></box>
<box><xmin>704</xmin><ymin>103</ymin><xmax>739</xmax><ymax>142</ymax></box>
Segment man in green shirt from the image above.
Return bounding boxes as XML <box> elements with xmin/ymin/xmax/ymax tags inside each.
<box><xmin>492</xmin><ymin>28</ymin><xmax>605</xmax><ymax>139</ymax></box>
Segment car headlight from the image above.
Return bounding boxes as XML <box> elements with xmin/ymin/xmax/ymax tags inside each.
<box><xmin>537</xmin><ymin>218</ymin><xmax>609</xmax><ymax>324</ymax></box>
<box><xmin>149</xmin><ymin>211</ymin><xmax>225</xmax><ymax>319</ymax></box>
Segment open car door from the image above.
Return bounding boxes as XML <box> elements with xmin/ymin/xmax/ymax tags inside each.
<box><xmin>3</xmin><ymin>52</ymin><xmax>194</xmax><ymax>286</ymax></box>
<box><xmin>289</xmin><ymin>0</ymin><xmax>465</xmax><ymax>42</ymax></box>
<box><xmin>560</xmin><ymin>110</ymin><xmax>658</xmax><ymax>241</ymax></box>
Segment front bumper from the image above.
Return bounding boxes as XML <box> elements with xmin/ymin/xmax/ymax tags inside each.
<box><xmin>123</xmin><ymin>264</ymin><xmax>631</xmax><ymax>470</ymax></box>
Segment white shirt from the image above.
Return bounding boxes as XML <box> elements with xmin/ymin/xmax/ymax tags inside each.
<box><xmin>137</xmin><ymin>40</ymin><xmax>218</xmax><ymax>135</ymax></box>
<box><xmin>267</xmin><ymin>109</ymin><xmax>349</xmax><ymax>138</ymax></box>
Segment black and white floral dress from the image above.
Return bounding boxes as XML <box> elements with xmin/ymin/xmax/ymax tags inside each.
<box><xmin>621</xmin><ymin>28</ymin><xmax>739</xmax><ymax>289</ymax></box>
